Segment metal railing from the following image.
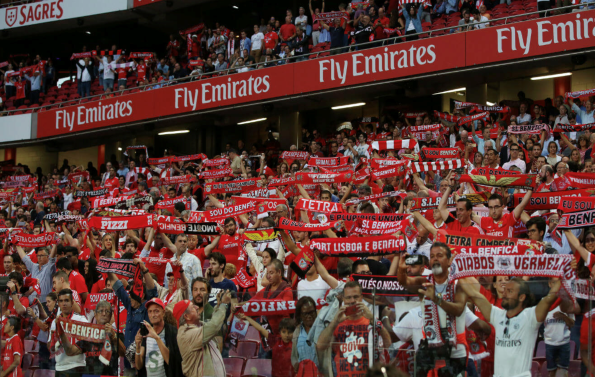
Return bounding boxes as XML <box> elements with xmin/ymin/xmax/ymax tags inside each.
<box><xmin>1</xmin><ymin>1</ymin><xmax>594</xmax><ymax>117</ymax></box>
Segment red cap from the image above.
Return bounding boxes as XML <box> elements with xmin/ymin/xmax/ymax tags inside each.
<box><xmin>144</xmin><ymin>298</ymin><xmax>165</xmax><ymax>310</ymax></box>
<box><xmin>173</xmin><ymin>300</ymin><xmax>192</xmax><ymax>326</ymax></box>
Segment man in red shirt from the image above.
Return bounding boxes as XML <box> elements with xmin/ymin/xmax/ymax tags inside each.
<box><xmin>167</xmin><ymin>34</ymin><xmax>180</xmax><ymax>57</ymax></box>
<box><xmin>472</xmin><ymin>190</ymin><xmax>533</xmax><ymax>238</ymax></box>
<box><xmin>437</xmin><ymin>174</ymin><xmax>484</xmax><ymax>234</ymax></box>
<box><xmin>104</xmin><ymin>166</ymin><xmax>119</xmax><ymax>191</ymax></box>
<box><xmin>263</xmin><ymin>24</ymin><xmax>279</xmax><ymax>55</ymax></box>
<box><xmin>7</xmin><ymin>272</ymin><xmax>29</xmax><ymax>317</ymax></box>
<box><xmin>279</xmin><ymin>16</ymin><xmax>297</xmax><ymax>45</ymax></box>
<box><xmin>136</xmin><ymin>60</ymin><xmax>148</xmax><ymax>84</ymax></box>
<box><xmin>57</xmin><ymin>257</ymin><xmax>88</xmax><ymax>304</ymax></box>
<box><xmin>2</xmin><ymin>317</ymin><xmax>23</xmax><ymax>377</ymax></box>
<box><xmin>211</xmin><ymin>218</ymin><xmax>243</xmax><ymax>271</ymax></box>
<box><xmin>372</xmin><ymin>7</ymin><xmax>390</xmax><ymax>41</ymax></box>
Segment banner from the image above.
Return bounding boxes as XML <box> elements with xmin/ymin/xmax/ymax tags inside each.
<box><xmin>295</xmin><ymin>172</ymin><xmax>354</xmax><ymax>184</ymax></box>
<box><xmin>457</xmin><ymin>173</ymin><xmax>536</xmax><ymax>190</ymax></box>
<box><xmin>204</xmin><ymin>178</ymin><xmax>262</xmax><ymax>195</ymax></box>
<box><xmin>451</xmin><ymin>242</ymin><xmax>543</xmax><ymax>256</ymax></box>
<box><xmin>295</xmin><ymin>198</ymin><xmax>344</xmax><ymax>213</ymax></box>
<box><xmin>558</xmin><ymin>209</ymin><xmax>595</xmax><ymax>229</ymax></box>
<box><xmin>307</xmin><ymin>156</ymin><xmax>350</xmax><ymax>167</ymax></box>
<box><xmin>351</xmin><ymin>274</ymin><xmax>416</xmax><ymax>296</ymax></box>
<box><xmin>12</xmin><ymin>232</ymin><xmax>57</xmax><ymax>247</ymax></box>
<box><xmin>96</xmin><ymin>258</ymin><xmax>137</xmax><ymax>278</ymax></box>
<box><xmin>465</xmin><ymin>10</ymin><xmax>595</xmax><ymax>66</ymax></box>
<box><xmin>75</xmin><ymin>188</ymin><xmax>108</xmax><ymax>198</ymax></box>
<box><xmin>185</xmin><ymin>222</ymin><xmax>221</xmax><ymax>235</ymax></box>
<box><xmin>310</xmin><ymin>235</ymin><xmax>407</xmax><ymax>257</ymax></box>
<box><xmin>410</xmin><ymin>192</ymin><xmax>490</xmax><ymax>211</ymax></box>
<box><xmin>350</xmin><ymin>218</ymin><xmax>410</xmax><ymax>235</ymax></box>
<box><xmin>511</xmin><ymin>189</ymin><xmax>594</xmax><ymax>211</ymax></box>
<box><xmin>87</xmin><ymin>215</ymin><xmax>154</xmax><ymax>230</ymax></box>
<box><xmin>450</xmin><ymin>254</ymin><xmax>575</xmax><ymax>281</ymax></box>
<box><xmin>471</xmin><ymin>105</ymin><xmax>510</xmax><ymax>113</ymax></box>
<box><xmin>421</xmin><ymin>148</ymin><xmax>460</xmax><ymax>159</ymax></box>
<box><xmin>237</xmin><ymin>298</ymin><xmax>327</xmax><ymax>317</ymax></box>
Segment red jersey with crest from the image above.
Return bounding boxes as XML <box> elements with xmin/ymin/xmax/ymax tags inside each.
<box><xmin>136</xmin><ymin>64</ymin><xmax>147</xmax><ymax>82</ymax></box>
<box><xmin>2</xmin><ymin>334</ymin><xmax>23</xmax><ymax>377</ymax></box>
<box><xmin>216</xmin><ymin>234</ymin><xmax>242</xmax><ymax>270</ymax></box>
<box><xmin>478</xmin><ymin>212</ymin><xmax>519</xmax><ymax>238</ymax></box>
<box><xmin>69</xmin><ymin>270</ymin><xmax>88</xmax><ymax>297</ymax></box>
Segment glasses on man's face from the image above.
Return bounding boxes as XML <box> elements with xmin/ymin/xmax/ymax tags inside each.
<box><xmin>488</xmin><ymin>205</ymin><xmax>502</xmax><ymax>211</ymax></box>
<box><xmin>527</xmin><ymin>229</ymin><xmax>538</xmax><ymax>234</ymax></box>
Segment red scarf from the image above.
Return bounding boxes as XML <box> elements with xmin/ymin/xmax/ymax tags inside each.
<box><xmin>512</xmin><ymin>189</ymin><xmax>594</xmax><ymax>211</ymax></box>
<box><xmin>203</xmin><ymin>201</ymin><xmax>256</xmax><ymax>221</ymax></box>
<box><xmin>11</xmin><ymin>232</ymin><xmax>57</xmax><ymax>247</ymax></box>
<box><xmin>346</xmin><ymin>191</ymin><xmax>404</xmax><ymax>206</ymax></box>
<box><xmin>371</xmin><ymin>165</ymin><xmax>408</xmax><ymax>180</ymax></box>
<box><xmin>404</xmin><ymin>111</ymin><xmax>427</xmax><ymax>119</ymax></box>
<box><xmin>203</xmin><ymin>158</ymin><xmax>230</xmax><ymax>167</ymax></box>
<box><xmin>458</xmin><ymin>111</ymin><xmax>489</xmax><ymax>126</ymax></box>
<box><xmin>91</xmin><ymin>195</ymin><xmax>134</xmax><ymax>208</ymax></box>
<box><xmin>471</xmin><ymin>105</ymin><xmax>510</xmax><ymax>113</ymax></box>
<box><xmin>198</xmin><ymin>168</ymin><xmax>233</xmax><ymax>180</ymax></box>
<box><xmin>553</xmin><ymin>123</ymin><xmax>595</xmax><ymax>133</ymax></box>
<box><xmin>560</xmin><ymin>172</ymin><xmax>595</xmax><ymax>189</ymax></box>
<box><xmin>410</xmin><ymin>159</ymin><xmax>466</xmax><ymax>174</ymax></box>
<box><xmin>125</xmin><ymin>145</ymin><xmax>148</xmax><ymax>158</ymax></box>
<box><xmin>370</xmin><ymin>158</ymin><xmax>403</xmax><ymax>169</ymax></box>
<box><xmin>436</xmin><ymin>229</ymin><xmax>544</xmax><ymax>253</ymax></box>
<box><xmin>565</xmin><ymin>88</ymin><xmax>595</xmax><ymax>99</ymax></box>
<box><xmin>307</xmin><ymin>156</ymin><xmax>350</xmax><ymax>166</ymax></box>
<box><xmin>434</xmin><ymin>110</ymin><xmax>461</xmax><ymax>123</ymax></box>
<box><xmin>268</xmin><ymin>177</ymin><xmax>296</xmax><ymax>187</ymax></box>
<box><xmin>280</xmin><ymin>151</ymin><xmax>310</xmax><ymax>164</ymax></box>
<box><xmin>350</xmin><ymin>218</ymin><xmax>410</xmax><ymax>235</ymax></box>
<box><xmin>295</xmin><ymin>172</ymin><xmax>354</xmax><ymax>184</ymax></box>
<box><xmin>454</xmin><ymin>101</ymin><xmax>477</xmax><ymax>109</ymax></box>
<box><xmin>372</xmin><ymin>139</ymin><xmax>417</xmax><ymax>151</ymax></box>
<box><xmin>421</xmin><ymin>148</ymin><xmax>460</xmax><ymax>159</ymax></box>
<box><xmin>156</xmin><ymin>196</ymin><xmax>191</xmax><ymax>211</ymax></box>
<box><xmin>508</xmin><ymin>124</ymin><xmax>550</xmax><ymax>138</ymax></box>
<box><xmin>56</xmin><ymin>317</ymin><xmax>112</xmax><ymax>365</ymax></box>
<box><xmin>205</xmin><ymin>178</ymin><xmax>262</xmax><ymax>195</ymax></box>
<box><xmin>160</xmin><ymin>175</ymin><xmax>196</xmax><ymax>186</ymax></box>
<box><xmin>237</xmin><ymin>298</ymin><xmax>327</xmax><ymax>317</ymax></box>
<box><xmin>424</xmin><ymin>274</ymin><xmax>457</xmax><ymax>349</ymax></box>
<box><xmin>295</xmin><ymin>198</ymin><xmax>344</xmax><ymax>213</ymax></box>
<box><xmin>129</xmin><ymin>52</ymin><xmax>154</xmax><ymax>59</ymax></box>
<box><xmin>69</xmin><ymin>171</ymin><xmax>90</xmax><ymax>184</ymax></box>
<box><xmin>277</xmin><ymin>217</ymin><xmax>341</xmax><ymax>232</ymax></box>
<box><xmin>310</xmin><ymin>235</ymin><xmax>406</xmax><ymax>257</ymax></box>
<box><xmin>410</xmin><ymin>192</ymin><xmax>489</xmax><ymax>211</ymax></box>
<box><xmin>319</xmin><ymin>165</ymin><xmax>354</xmax><ymax>173</ymax></box>
<box><xmin>33</xmin><ymin>189</ymin><xmax>61</xmax><ymax>200</ymax></box>
<box><xmin>87</xmin><ymin>215</ymin><xmax>154</xmax><ymax>230</ymax></box>
<box><xmin>71</xmin><ymin>51</ymin><xmax>96</xmax><ymax>60</ymax></box>
<box><xmin>557</xmin><ymin>196</ymin><xmax>595</xmax><ymax>212</ymax></box>
<box><xmin>457</xmin><ymin>173</ymin><xmax>536</xmax><ymax>190</ymax></box>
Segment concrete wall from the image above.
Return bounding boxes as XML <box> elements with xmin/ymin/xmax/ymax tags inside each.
<box><xmin>16</xmin><ymin>146</ymin><xmax>59</xmax><ymax>173</ymax></box>
<box><xmin>58</xmin><ymin>146</ymin><xmax>98</xmax><ymax>171</ymax></box>
<box><xmin>571</xmin><ymin>68</ymin><xmax>595</xmax><ymax>92</ymax></box>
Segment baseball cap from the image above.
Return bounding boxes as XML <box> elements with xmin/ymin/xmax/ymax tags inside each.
<box><xmin>145</xmin><ymin>298</ymin><xmax>165</xmax><ymax>310</ymax></box>
<box><xmin>173</xmin><ymin>300</ymin><xmax>192</xmax><ymax>325</ymax></box>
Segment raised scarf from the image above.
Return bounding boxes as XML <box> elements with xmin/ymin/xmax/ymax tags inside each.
<box><xmin>129</xmin><ymin>52</ymin><xmax>154</xmax><ymax>59</ymax></box>
<box><xmin>558</xmin><ymin>209</ymin><xmax>595</xmax><ymax>229</ymax></box>
<box><xmin>56</xmin><ymin>317</ymin><xmax>112</xmax><ymax>365</ymax></box>
<box><xmin>203</xmin><ymin>157</ymin><xmax>230</xmax><ymax>167</ymax></box>
<box><xmin>155</xmin><ymin>215</ymin><xmax>186</xmax><ymax>234</ymax></box>
<box><xmin>557</xmin><ymin>196</ymin><xmax>595</xmax><ymax>212</ymax></box>
<box><xmin>454</xmin><ymin>101</ymin><xmax>477</xmax><ymax>109</ymax></box>
<box><xmin>87</xmin><ymin>214</ymin><xmax>154</xmax><ymax>230</ymax></box>
<box><xmin>421</xmin><ymin>148</ymin><xmax>460</xmax><ymax>159</ymax></box>
<box><xmin>508</xmin><ymin>123</ymin><xmax>550</xmax><ymax>138</ymax></box>
<box><xmin>156</xmin><ymin>196</ymin><xmax>191</xmax><ymax>210</ymax></box>
<box><xmin>68</xmin><ymin>171</ymin><xmax>90</xmax><ymax>184</ymax></box>
<box><xmin>560</xmin><ymin>172</ymin><xmax>595</xmax><ymax>189</ymax></box>
<box><xmin>328</xmin><ymin>212</ymin><xmax>406</xmax><ymax>229</ymax></box>
<box><xmin>75</xmin><ymin>188</ymin><xmax>108</xmax><ymax>198</ymax></box>
<box><xmin>457</xmin><ymin>111</ymin><xmax>489</xmax><ymax>126</ymax></box>
<box><xmin>295</xmin><ymin>172</ymin><xmax>354</xmax><ymax>184</ymax></box>
<box><xmin>350</xmin><ymin>218</ymin><xmax>410</xmax><ymax>235</ymax></box>
<box><xmin>409</xmin><ymin>159</ymin><xmax>466</xmax><ymax>174</ymax></box>
<box><xmin>372</xmin><ymin>139</ymin><xmax>417</xmax><ymax>151</ymax></box>
<box><xmin>424</xmin><ymin>274</ymin><xmax>457</xmax><ymax>349</ymax></box>
<box><xmin>319</xmin><ymin>164</ymin><xmax>354</xmax><ymax>173</ymax></box>
<box><xmin>237</xmin><ymin>297</ymin><xmax>327</xmax><ymax>317</ymax></box>
<box><xmin>11</xmin><ymin>232</ymin><xmax>57</xmax><ymax>247</ymax></box>
<box><xmin>553</xmin><ymin>123</ymin><xmax>595</xmax><ymax>133</ymax></box>
<box><xmin>410</xmin><ymin>192</ymin><xmax>489</xmax><ymax>211</ymax></box>
<box><xmin>185</xmin><ymin>222</ymin><xmax>221</xmax><ymax>235</ymax></box>
<box><xmin>565</xmin><ymin>88</ymin><xmax>595</xmax><ymax>99</ymax></box>
<box><xmin>370</xmin><ymin>158</ymin><xmax>404</xmax><ymax>169</ymax></box>
<box><xmin>43</xmin><ymin>212</ymin><xmax>84</xmax><ymax>224</ymax></box>
<box><xmin>307</xmin><ymin>156</ymin><xmax>350</xmax><ymax>166</ymax></box>
<box><xmin>268</xmin><ymin>177</ymin><xmax>296</xmax><ymax>187</ymax></box>
<box><xmin>198</xmin><ymin>168</ymin><xmax>233</xmax><ymax>180</ymax></box>
<box><xmin>436</xmin><ymin>229</ymin><xmax>544</xmax><ymax>252</ymax></box>
<box><xmin>404</xmin><ymin>111</ymin><xmax>427</xmax><ymax>118</ymax></box>
<box><xmin>511</xmin><ymin>189</ymin><xmax>594</xmax><ymax>211</ymax></box>
<box><xmin>371</xmin><ymin>165</ymin><xmax>408</xmax><ymax>180</ymax></box>
<box><xmin>346</xmin><ymin>190</ymin><xmax>404</xmax><ymax>206</ymax></box>
<box><xmin>96</xmin><ymin>258</ymin><xmax>137</xmax><ymax>278</ymax></box>
<box><xmin>351</xmin><ymin>274</ymin><xmax>416</xmax><ymax>296</ymax></box>
<box><xmin>34</xmin><ymin>189</ymin><xmax>61</xmax><ymax>200</ymax></box>
<box><xmin>203</xmin><ymin>201</ymin><xmax>256</xmax><ymax>221</ymax></box>
<box><xmin>434</xmin><ymin>110</ymin><xmax>461</xmax><ymax>123</ymax></box>
<box><xmin>471</xmin><ymin>105</ymin><xmax>510</xmax><ymax>113</ymax></box>
<box><xmin>160</xmin><ymin>175</ymin><xmax>196</xmax><ymax>186</ymax></box>
<box><xmin>90</xmin><ymin>195</ymin><xmax>134</xmax><ymax>208</ymax></box>
<box><xmin>295</xmin><ymin>198</ymin><xmax>344</xmax><ymax>213</ymax></box>
<box><xmin>124</xmin><ymin>145</ymin><xmax>148</xmax><ymax>158</ymax></box>
<box><xmin>276</xmin><ymin>217</ymin><xmax>341</xmax><ymax>232</ymax></box>
<box><xmin>204</xmin><ymin>178</ymin><xmax>262</xmax><ymax>194</ymax></box>
<box><xmin>281</xmin><ymin>150</ymin><xmax>310</xmax><ymax>164</ymax></box>
<box><xmin>456</xmin><ymin>172</ymin><xmax>536</xmax><ymax>190</ymax></box>
<box><xmin>70</xmin><ymin>51</ymin><xmax>95</xmax><ymax>60</ymax></box>
<box><xmin>310</xmin><ymin>235</ymin><xmax>406</xmax><ymax>257</ymax></box>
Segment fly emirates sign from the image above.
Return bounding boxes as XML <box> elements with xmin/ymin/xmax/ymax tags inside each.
<box><xmin>293</xmin><ymin>33</ymin><xmax>465</xmax><ymax>92</ymax></box>
<box><xmin>466</xmin><ymin>9</ymin><xmax>595</xmax><ymax>65</ymax></box>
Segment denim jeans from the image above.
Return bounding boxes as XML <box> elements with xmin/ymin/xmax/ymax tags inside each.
<box><xmin>81</xmin><ymin>81</ymin><xmax>91</xmax><ymax>97</ymax></box>
<box><xmin>104</xmin><ymin>78</ymin><xmax>114</xmax><ymax>91</ymax></box>
<box><xmin>118</xmin><ymin>78</ymin><xmax>127</xmax><ymax>88</ymax></box>
<box><xmin>545</xmin><ymin>342</ymin><xmax>571</xmax><ymax>371</ymax></box>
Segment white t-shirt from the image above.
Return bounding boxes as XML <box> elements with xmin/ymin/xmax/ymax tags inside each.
<box><xmin>251</xmin><ymin>32</ymin><xmax>265</xmax><ymax>50</ymax></box>
<box><xmin>295</xmin><ymin>15</ymin><xmax>308</xmax><ymax>27</ymax></box>
<box><xmin>297</xmin><ymin>276</ymin><xmax>331</xmax><ymax>301</ymax></box>
<box><xmin>503</xmin><ymin>158</ymin><xmax>527</xmax><ymax>174</ymax></box>
<box><xmin>490</xmin><ymin>306</ymin><xmax>540</xmax><ymax>377</ymax></box>
<box><xmin>544</xmin><ymin>306</ymin><xmax>573</xmax><ymax>346</ymax></box>
<box><xmin>146</xmin><ymin>329</ymin><xmax>167</xmax><ymax>377</ymax></box>
<box><xmin>516</xmin><ymin>113</ymin><xmax>532</xmax><ymax>124</ymax></box>
<box><xmin>393</xmin><ymin>306</ymin><xmax>478</xmax><ymax>351</ymax></box>
<box><xmin>50</xmin><ymin>313</ymin><xmax>89</xmax><ymax>371</ymax></box>
<box><xmin>102</xmin><ymin>58</ymin><xmax>115</xmax><ymax>80</ymax></box>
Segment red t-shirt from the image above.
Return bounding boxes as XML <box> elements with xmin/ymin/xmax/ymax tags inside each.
<box><xmin>252</xmin><ymin>286</ymin><xmax>293</xmax><ymax>335</ymax></box>
<box><xmin>69</xmin><ymin>270</ymin><xmax>88</xmax><ymax>297</ymax></box>
<box><xmin>270</xmin><ymin>335</ymin><xmax>294</xmax><ymax>377</ymax></box>
<box><xmin>279</xmin><ymin>24</ymin><xmax>296</xmax><ymax>41</ymax></box>
<box><xmin>332</xmin><ymin>316</ymin><xmax>371</xmax><ymax>377</ymax></box>
<box><xmin>168</xmin><ymin>40</ymin><xmax>180</xmax><ymax>57</ymax></box>
<box><xmin>116</xmin><ymin>67</ymin><xmax>128</xmax><ymax>80</ymax></box>
<box><xmin>2</xmin><ymin>335</ymin><xmax>23</xmax><ymax>377</ymax></box>
<box><xmin>264</xmin><ymin>32</ymin><xmax>278</xmax><ymax>50</ymax></box>
<box><xmin>216</xmin><ymin>234</ymin><xmax>243</xmax><ymax>270</ymax></box>
<box><xmin>104</xmin><ymin>177</ymin><xmax>119</xmax><ymax>191</ymax></box>
<box><xmin>190</xmin><ymin>248</ymin><xmax>206</xmax><ymax>264</ymax></box>
<box><xmin>479</xmin><ymin>212</ymin><xmax>519</xmax><ymax>238</ymax></box>
<box><xmin>446</xmin><ymin>218</ymin><xmax>484</xmax><ymax>235</ymax></box>
<box><xmin>374</xmin><ymin>16</ymin><xmax>390</xmax><ymax>40</ymax></box>
<box><xmin>15</xmin><ymin>82</ymin><xmax>25</xmax><ymax>100</ymax></box>
<box><xmin>8</xmin><ymin>295</ymin><xmax>29</xmax><ymax>316</ymax></box>
<box><xmin>137</xmin><ymin>240</ymin><xmax>174</xmax><ymax>259</ymax></box>
<box><xmin>137</xmin><ymin>64</ymin><xmax>147</xmax><ymax>82</ymax></box>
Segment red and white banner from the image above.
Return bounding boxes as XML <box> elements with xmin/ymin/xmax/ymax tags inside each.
<box><xmin>372</xmin><ymin>139</ymin><xmax>417</xmax><ymax>151</ymax></box>
<box><xmin>466</xmin><ymin>10</ymin><xmax>595</xmax><ymax>66</ymax></box>
<box><xmin>409</xmin><ymin>159</ymin><xmax>466</xmax><ymax>174</ymax></box>
<box><xmin>0</xmin><ymin>0</ymin><xmax>128</xmax><ymax>30</ymax></box>
<box><xmin>350</xmin><ymin>218</ymin><xmax>410</xmax><ymax>235</ymax></box>
<box><xmin>295</xmin><ymin>198</ymin><xmax>344</xmax><ymax>213</ymax></box>
<box><xmin>281</xmin><ymin>151</ymin><xmax>309</xmax><ymax>162</ymax></box>
<box><xmin>421</xmin><ymin>148</ymin><xmax>459</xmax><ymax>159</ymax></box>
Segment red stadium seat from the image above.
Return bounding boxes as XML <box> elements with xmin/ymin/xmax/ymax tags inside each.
<box><xmin>32</xmin><ymin>370</ymin><xmax>54</xmax><ymax>377</ymax></box>
<box><xmin>242</xmin><ymin>359</ymin><xmax>271</xmax><ymax>377</ymax></box>
<box><xmin>224</xmin><ymin>357</ymin><xmax>246</xmax><ymax>377</ymax></box>
<box><xmin>229</xmin><ymin>341</ymin><xmax>259</xmax><ymax>358</ymax></box>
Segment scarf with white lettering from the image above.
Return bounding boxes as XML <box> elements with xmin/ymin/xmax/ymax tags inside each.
<box><xmin>198</xmin><ymin>168</ymin><xmax>233</xmax><ymax>180</ymax></box>
<box><xmin>405</xmin><ymin>123</ymin><xmax>442</xmax><ymax>136</ymax></box>
<box><xmin>372</xmin><ymin>139</ymin><xmax>417</xmax><ymax>151</ymax></box>
<box><xmin>371</xmin><ymin>165</ymin><xmax>408</xmax><ymax>180</ymax></box>
<box><xmin>424</xmin><ymin>274</ymin><xmax>457</xmax><ymax>349</ymax></box>
<box><xmin>75</xmin><ymin>188</ymin><xmax>109</xmax><ymax>198</ymax></box>
<box><xmin>410</xmin><ymin>192</ymin><xmax>489</xmax><ymax>211</ymax></box>
<box><xmin>314</xmin><ymin>10</ymin><xmax>349</xmax><ymax>23</ymax></box>
<box><xmin>457</xmin><ymin>111</ymin><xmax>489</xmax><ymax>126</ymax></box>
<box><xmin>434</xmin><ymin>110</ymin><xmax>461</xmax><ymax>123</ymax></box>
<box><xmin>69</xmin><ymin>171</ymin><xmax>90</xmax><ymax>185</ymax></box>
<box><xmin>448</xmin><ymin>239</ymin><xmax>543</xmax><ymax>256</ymax></box>
<box><xmin>436</xmin><ymin>229</ymin><xmax>544</xmax><ymax>253</ymax></box>
<box><xmin>281</xmin><ymin>151</ymin><xmax>310</xmax><ymax>164</ymax></box>
<box><xmin>565</xmin><ymin>88</ymin><xmax>595</xmax><ymax>99</ymax></box>
<box><xmin>569</xmin><ymin>279</ymin><xmax>595</xmax><ymax>300</ymax></box>
<box><xmin>87</xmin><ymin>214</ymin><xmax>154</xmax><ymax>230</ymax></box>
<box><xmin>404</xmin><ymin>111</ymin><xmax>427</xmax><ymax>119</ymax></box>
<box><xmin>205</xmin><ymin>178</ymin><xmax>262</xmax><ymax>194</ymax></box>
<box><xmin>129</xmin><ymin>52</ymin><xmax>154</xmax><ymax>59</ymax></box>
<box><xmin>328</xmin><ymin>212</ymin><xmax>406</xmax><ymax>229</ymax></box>
<box><xmin>346</xmin><ymin>190</ymin><xmax>404</xmax><ymax>206</ymax></box>
<box><xmin>558</xmin><ymin>209</ymin><xmax>595</xmax><ymax>229</ymax></box>
<box><xmin>471</xmin><ymin>105</ymin><xmax>510</xmax><ymax>113</ymax></box>
<box><xmin>43</xmin><ymin>212</ymin><xmax>84</xmax><ymax>224</ymax></box>
<box><xmin>449</xmin><ymin>254</ymin><xmax>575</xmax><ymax>281</ymax></box>
<box><xmin>202</xmin><ymin>201</ymin><xmax>256</xmax><ymax>221</ymax></box>
<box><xmin>84</xmin><ymin>292</ymin><xmax>117</xmax><ymax>313</ymax></box>
<box><xmin>421</xmin><ymin>148</ymin><xmax>460</xmax><ymax>159</ymax></box>
<box><xmin>409</xmin><ymin>159</ymin><xmax>466</xmax><ymax>174</ymax></box>
<box><xmin>90</xmin><ymin>195</ymin><xmax>134</xmax><ymax>209</ymax></box>
<box><xmin>295</xmin><ymin>198</ymin><xmax>344</xmax><ymax>213</ymax></box>
<box><xmin>295</xmin><ymin>172</ymin><xmax>354</xmax><ymax>184</ymax></box>
<box><xmin>113</xmin><ymin>62</ymin><xmax>136</xmax><ymax>70</ymax></box>
<box><xmin>156</xmin><ymin>196</ymin><xmax>191</xmax><ymax>211</ymax></box>
<box><xmin>268</xmin><ymin>177</ymin><xmax>296</xmax><ymax>187</ymax></box>
<box><xmin>370</xmin><ymin>158</ymin><xmax>404</xmax><ymax>169</ymax></box>
<box><xmin>115</xmin><ymin>195</ymin><xmax>153</xmax><ymax>210</ymax></box>
<box><xmin>351</xmin><ymin>274</ymin><xmax>415</xmax><ymax>296</ymax></box>
<box><xmin>91</xmin><ymin>208</ymin><xmax>147</xmax><ymax>217</ymax></box>
<box><xmin>307</xmin><ymin>156</ymin><xmax>351</xmax><ymax>167</ymax></box>
<box><xmin>553</xmin><ymin>123</ymin><xmax>595</xmax><ymax>133</ymax></box>
<box><xmin>96</xmin><ymin>258</ymin><xmax>138</xmax><ymax>278</ymax></box>
<box><xmin>71</xmin><ymin>51</ymin><xmax>96</xmax><ymax>60</ymax></box>
<box><xmin>349</xmin><ymin>218</ymin><xmax>410</xmax><ymax>235</ymax></box>
<box><xmin>456</xmin><ymin>172</ymin><xmax>536</xmax><ymax>190</ymax></box>
<box><xmin>171</xmin><ymin>154</ymin><xmax>206</xmax><ymax>163</ymax></box>
<box><xmin>559</xmin><ymin>172</ymin><xmax>595</xmax><ymax>189</ymax></box>
<box><xmin>281</xmin><ymin>183</ymin><xmax>320</xmax><ymax>198</ymax></box>
<box><xmin>124</xmin><ymin>145</ymin><xmax>148</xmax><ymax>158</ymax></box>
<box><xmin>203</xmin><ymin>157</ymin><xmax>230</xmax><ymax>167</ymax></box>
<box><xmin>238</xmin><ymin>298</ymin><xmax>328</xmax><ymax>317</ymax></box>
<box><xmin>309</xmin><ymin>235</ymin><xmax>406</xmax><ymax>257</ymax></box>
<box><xmin>512</xmin><ymin>189</ymin><xmax>594</xmax><ymax>211</ymax></box>
<box><xmin>11</xmin><ymin>232</ymin><xmax>57</xmax><ymax>247</ymax></box>
<box><xmin>160</xmin><ymin>175</ymin><xmax>196</xmax><ymax>186</ymax></box>
<box><xmin>56</xmin><ymin>317</ymin><xmax>112</xmax><ymax>365</ymax></box>
<box><xmin>508</xmin><ymin>123</ymin><xmax>550</xmax><ymax>137</ymax></box>
<box><xmin>454</xmin><ymin>101</ymin><xmax>478</xmax><ymax>109</ymax></box>
<box><xmin>34</xmin><ymin>189</ymin><xmax>61</xmax><ymax>201</ymax></box>
<box><xmin>276</xmin><ymin>217</ymin><xmax>341</xmax><ymax>232</ymax></box>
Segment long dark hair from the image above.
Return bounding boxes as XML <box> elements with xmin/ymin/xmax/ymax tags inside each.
<box><xmin>295</xmin><ymin>296</ymin><xmax>317</xmax><ymax>325</ymax></box>
<box><xmin>84</xmin><ymin>258</ymin><xmax>101</xmax><ymax>291</ymax></box>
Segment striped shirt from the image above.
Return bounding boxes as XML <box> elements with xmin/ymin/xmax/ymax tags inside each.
<box><xmin>22</xmin><ymin>255</ymin><xmax>56</xmax><ymax>303</ymax></box>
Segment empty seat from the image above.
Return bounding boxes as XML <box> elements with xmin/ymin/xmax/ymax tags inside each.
<box><xmin>229</xmin><ymin>341</ymin><xmax>259</xmax><ymax>358</ymax></box>
<box><xmin>242</xmin><ymin>359</ymin><xmax>271</xmax><ymax>377</ymax></box>
<box><xmin>224</xmin><ymin>357</ymin><xmax>246</xmax><ymax>377</ymax></box>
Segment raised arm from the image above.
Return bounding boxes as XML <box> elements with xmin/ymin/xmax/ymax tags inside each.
<box><xmin>457</xmin><ymin>277</ymin><xmax>493</xmax><ymax>322</ymax></box>
<box><xmin>535</xmin><ymin>278</ymin><xmax>560</xmax><ymax>323</ymax></box>
<box><xmin>313</xmin><ymin>252</ymin><xmax>339</xmax><ymax>289</ymax></box>
<box><xmin>412</xmin><ymin>211</ymin><xmax>437</xmax><ymax>236</ymax></box>
<box><xmin>437</xmin><ymin>173</ymin><xmax>453</xmax><ymax>222</ymax></box>
<box><xmin>512</xmin><ymin>188</ymin><xmax>533</xmax><ymax>221</ymax></box>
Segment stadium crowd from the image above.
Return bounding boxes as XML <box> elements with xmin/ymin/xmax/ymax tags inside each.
<box><xmin>0</xmin><ymin>89</ymin><xmax>593</xmax><ymax>377</ymax></box>
<box><xmin>0</xmin><ymin>0</ymin><xmax>591</xmax><ymax>114</ymax></box>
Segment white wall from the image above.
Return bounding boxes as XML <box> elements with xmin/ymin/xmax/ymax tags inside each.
<box><xmin>0</xmin><ymin>114</ymin><xmax>31</xmax><ymax>143</ymax></box>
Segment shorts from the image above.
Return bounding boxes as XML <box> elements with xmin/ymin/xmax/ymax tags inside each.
<box><xmin>545</xmin><ymin>342</ymin><xmax>570</xmax><ymax>370</ymax></box>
